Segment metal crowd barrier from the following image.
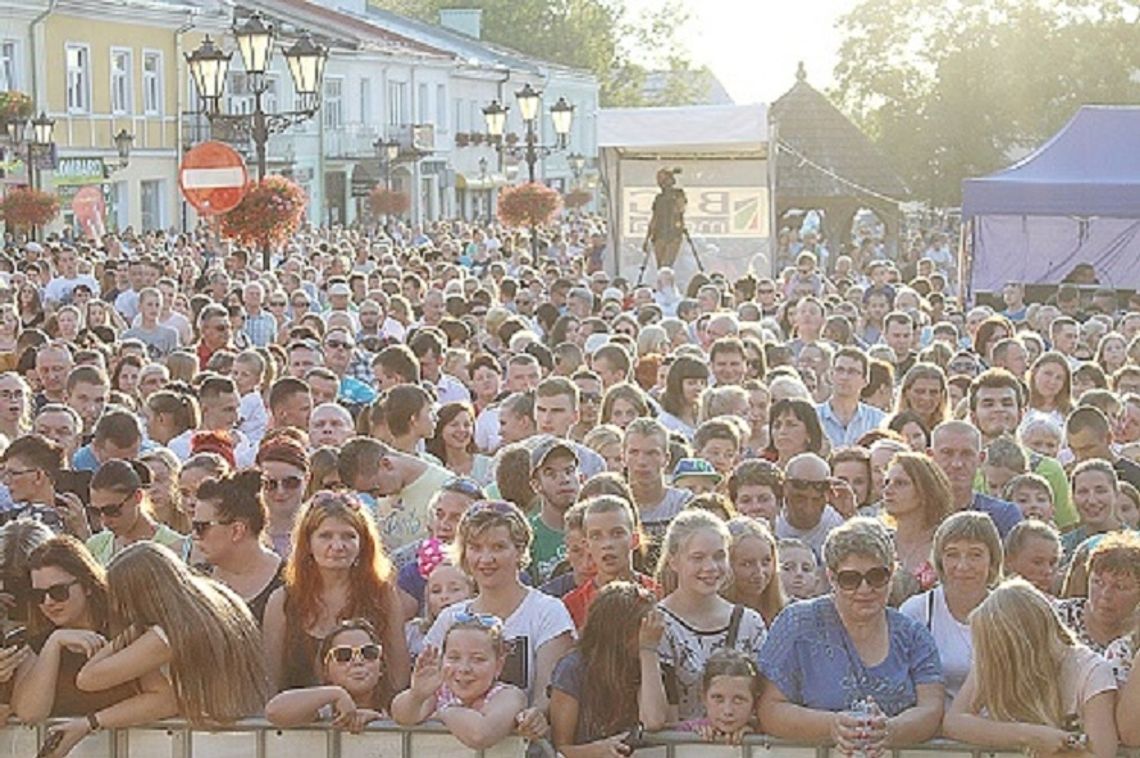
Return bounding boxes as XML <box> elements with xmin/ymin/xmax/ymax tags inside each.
<box><xmin>0</xmin><ymin>720</ymin><xmax>1107</xmax><ymax>758</ymax></box>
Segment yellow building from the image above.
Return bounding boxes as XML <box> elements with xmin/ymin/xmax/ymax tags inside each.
<box><xmin>21</xmin><ymin>0</ymin><xmax>229</xmax><ymax>234</ymax></box>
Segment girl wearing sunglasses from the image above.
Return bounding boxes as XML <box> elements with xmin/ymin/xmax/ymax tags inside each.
<box><xmin>255</xmin><ymin>431</ymin><xmax>311</xmax><ymax>558</ymax></box>
<box><xmin>86</xmin><ymin>459</ymin><xmax>186</xmax><ymax>567</ymax></box>
<box><xmin>267</xmin><ymin>618</ymin><xmax>388</xmax><ymax>733</ymax></box>
<box><xmin>12</xmin><ymin>537</ymin><xmax>140</xmax><ymax>726</ymax></box>
<box><xmin>757</xmin><ymin>517</ymin><xmax>945</xmax><ymax>753</ymax></box>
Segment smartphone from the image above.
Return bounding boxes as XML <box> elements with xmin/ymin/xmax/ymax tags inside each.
<box><xmin>35</xmin><ymin>729</ymin><xmax>64</xmax><ymax>758</ymax></box>
<box><xmin>3</xmin><ymin>625</ymin><xmax>26</xmax><ymax>649</ymax></box>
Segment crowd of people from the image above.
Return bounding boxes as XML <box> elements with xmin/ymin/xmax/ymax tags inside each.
<box><xmin>0</xmin><ymin>215</ymin><xmax>1136</xmax><ymax>758</ymax></box>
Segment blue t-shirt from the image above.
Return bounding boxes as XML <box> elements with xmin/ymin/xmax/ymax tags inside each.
<box><xmin>970</xmin><ymin>493</ymin><xmax>1022</xmax><ymax>538</ymax></box>
<box><xmin>757</xmin><ymin>596</ymin><xmax>943</xmax><ymax>717</ymax></box>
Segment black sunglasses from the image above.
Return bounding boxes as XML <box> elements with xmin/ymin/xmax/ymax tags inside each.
<box><xmin>325</xmin><ymin>340</ymin><xmax>354</xmax><ymax>351</ymax></box>
<box><xmin>191</xmin><ymin>519</ymin><xmax>232</xmax><ymax>537</ymax></box>
<box><xmin>86</xmin><ymin>490</ymin><xmax>136</xmax><ymax>519</ymax></box>
<box><xmin>834</xmin><ymin>566</ymin><xmax>892</xmax><ymax>592</ymax></box>
<box><xmin>580</xmin><ymin>391</ymin><xmax>601</xmax><ymax>404</ymax></box>
<box><xmin>30</xmin><ymin>580</ymin><xmax>78</xmax><ymax>605</ymax></box>
<box><xmin>263</xmin><ymin>475</ymin><xmax>304</xmax><ymax>493</ymax></box>
<box><xmin>787</xmin><ymin>478</ymin><xmax>829</xmax><ymax>494</ymax></box>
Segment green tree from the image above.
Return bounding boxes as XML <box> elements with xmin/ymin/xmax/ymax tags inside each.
<box><xmin>832</xmin><ymin>0</ymin><xmax>1140</xmax><ymax>205</ymax></box>
<box><xmin>370</xmin><ymin>0</ymin><xmax>702</xmax><ymax>106</ymax></box>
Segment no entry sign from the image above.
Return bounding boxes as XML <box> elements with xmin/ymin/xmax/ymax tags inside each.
<box><xmin>179</xmin><ymin>141</ymin><xmax>249</xmax><ymax>216</ymax></box>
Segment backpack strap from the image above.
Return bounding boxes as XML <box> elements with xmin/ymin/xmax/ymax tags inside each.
<box><xmin>926</xmin><ymin>589</ymin><xmax>936</xmax><ymax>631</ymax></box>
<box><xmin>725</xmin><ymin>604</ymin><xmax>745</xmax><ymax>648</ymax></box>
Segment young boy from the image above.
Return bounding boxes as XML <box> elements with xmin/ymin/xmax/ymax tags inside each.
<box><xmin>1003</xmin><ymin>472</ymin><xmax>1055</xmax><ymax>523</ymax></box>
<box><xmin>563</xmin><ymin>494</ymin><xmax>660</xmax><ymax>629</ymax></box>
<box><xmin>528</xmin><ymin>436</ymin><xmax>583</xmax><ymax>585</ymax></box>
<box><xmin>540</xmin><ymin>501</ymin><xmax>593</xmax><ymax>599</ymax></box>
<box><xmin>982</xmin><ymin>435</ymin><xmax>1027</xmax><ymax>496</ymax></box>
<box><xmin>778</xmin><ymin>537</ymin><xmax>820</xmax><ymax>601</ymax></box>
<box><xmin>671</xmin><ymin>458</ymin><xmax>722</xmax><ymax>496</ymax></box>
<box><xmin>692</xmin><ymin>420</ymin><xmax>742</xmax><ymax>484</ymax></box>
<box><xmin>232</xmin><ymin>349</ymin><xmax>269</xmax><ymax>447</ymax></box>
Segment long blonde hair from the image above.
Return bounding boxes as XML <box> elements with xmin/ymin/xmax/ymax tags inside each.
<box><xmin>107</xmin><ymin>542</ymin><xmax>268</xmax><ymax>725</ymax></box>
<box><xmin>723</xmin><ymin>516</ymin><xmax>785</xmax><ymax>625</ymax></box>
<box><xmin>969</xmin><ymin>579</ymin><xmax>1074</xmax><ymax>727</ymax></box>
<box><xmin>655</xmin><ymin>508</ymin><xmax>729</xmax><ymax>595</ymax></box>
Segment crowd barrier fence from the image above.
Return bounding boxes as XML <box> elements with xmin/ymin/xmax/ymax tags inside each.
<box><xmin>0</xmin><ymin>720</ymin><xmax>1122</xmax><ymax>758</ymax></box>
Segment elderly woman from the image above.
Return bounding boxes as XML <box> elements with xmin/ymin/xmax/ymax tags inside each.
<box><xmin>758</xmin><ymin>517</ymin><xmax>944</xmax><ymax>750</ymax></box>
<box><xmin>900</xmin><ymin>512</ymin><xmax>1002</xmax><ymax>702</ymax></box>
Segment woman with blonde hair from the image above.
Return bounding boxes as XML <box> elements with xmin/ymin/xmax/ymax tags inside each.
<box><xmin>583</xmin><ymin>424</ymin><xmax>623</xmax><ymax>472</ymax></box>
<box><xmin>723</xmin><ymin>516</ymin><xmax>785</xmax><ymax>626</ymax></box>
<box><xmin>895</xmin><ymin>363</ymin><xmax>950</xmax><ymax>432</ymax></box>
<box><xmin>944</xmin><ymin>579</ymin><xmax>1117</xmax><ymax>758</ymax></box>
<box><xmin>263</xmin><ymin>491</ymin><xmax>410</xmax><ymax>701</ymax></box>
<box><xmin>600</xmin><ymin>382</ymin><xmax>650</xmax><ymax>430</ymax></box>
<box><xmin>0</xmin><ymin>304</ymin><xmax>20</xmax><ymax>370</ymax></box>
<box><xmin>140</xmin><ymin>447</ymin><xmax>190</xmax><ymax>534</ymax></box>
<box><xmin>882</xmin><ymin>452</ymin><xmax>954</xmax><ymax>603</ymax></box>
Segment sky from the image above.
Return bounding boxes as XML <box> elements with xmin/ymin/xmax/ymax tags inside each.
<box><xmin>628</xmin><ymin>0</ymin><xmax>856</xmax><ymax>104</ymax></box>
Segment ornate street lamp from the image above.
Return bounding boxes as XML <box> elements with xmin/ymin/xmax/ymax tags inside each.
<box><xmin>113</xmin><ymin>129</ymin><xmax>134</xmax><ymax>169</ymax></box>
<box><xmin>515</xmin><ymin>83</ymin><xmax>541</xmax><ymax>123</ymax></box>
<box><xmin>185</xmin><ymin>36</ymin><xmax>231</xmax><ymax>113</ymax></box>
<box><xmin>550</xmin><ymin>97</ymin><xmax>574</xmax><ymax>147</ymax></box>
<box><xmin>233</xmin><ymin>12</ymin><xmax>275</xmax><ymax>77</ymax></box>
<box><xmin>283</xmin><ymin>33</ymin><xmax>328</xmax><ymax>109</ymax></box>
<box><xmin>482</xmin><ymin>100</ymin><xmax>508</xmax><ymax>139</ymax></box>
<box><xmin>31</xmin><ymin>112</ymin><xmax>54</xmax><ymax>147</ymax></box>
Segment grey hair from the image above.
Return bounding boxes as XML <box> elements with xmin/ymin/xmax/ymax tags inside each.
<box><xmin>823</xmin><ymin>517</ymin><xmax>895</xmax><ymax>574</ymax></box>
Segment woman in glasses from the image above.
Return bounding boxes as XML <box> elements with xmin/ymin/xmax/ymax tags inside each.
<box><xmin>12</xmin><ymin>537</ymin><xmax>141</xmax><ymax>724</ymax></box>
<box><xmin>85</xmin><ymin>459</ymin><xmax>186</xmax><ymax>566</ymax></box>
<box><xmin>882</xmin><ymin>453</ymin><xmax>954</xmax><ymax>604</ymax></box>
<box><xmin>263</xmin><ymin>491</ymin><xmax>410</xmax><ymax>700</ymax></box>
<box><xmin>191</xmin><ymin>470</ymin><xmax>283</xmax><ymax>626</ymax></box>
<box><xmin>425</xmin><ymin>402</ymin><xmax>493</xmax><ymax>484</ymax></box>
<box><xmin>267</xmin><ymin>618</ymin><xmax>388</xmax><ymax>732</ymax></box>
<box><xmin>256</xmin><ymin>431</ymin><xmax>311</xmax><ymax>558</ymax></box>
<box><xmin>758</xmin><ymin>518</ymin><xmax>944</xmax><ymax>748</ymax></box>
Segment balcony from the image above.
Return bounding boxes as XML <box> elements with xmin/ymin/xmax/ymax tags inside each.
<box><xmin>323</xmin><ymin>123</ymin><xmax>382</xmax><ymax>159</ymax></box>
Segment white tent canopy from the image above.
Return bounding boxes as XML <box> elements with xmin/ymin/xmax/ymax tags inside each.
<box><xmin>598</xmin><ymin>104</ymin><xmax>772</xmax><ymax>283</ymax></box>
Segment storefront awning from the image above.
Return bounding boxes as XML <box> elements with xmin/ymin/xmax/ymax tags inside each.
<box><xmin>455</xmin><ymin>172</ymin><xmax>508</xmax><ymax>190</ymax></box>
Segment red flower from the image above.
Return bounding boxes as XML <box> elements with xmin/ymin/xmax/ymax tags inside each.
<box><xmin>220</xmin><ymin>175</ymin><xmax>307</xmax><ymax>248</ymax></box>
<box><xmin>368</xmin><ymin>187</ymin><xmax>410</xmax><ymax>217</ymax></box>
<box><xmin>0</xmin><ymin>187</ymin><xmax>59</xmax><ymax>231</ymax></box>
<box><xmin>497</xmin><ymin>182</ymin><xmax>562</xmax><ymax>228</ymax></box>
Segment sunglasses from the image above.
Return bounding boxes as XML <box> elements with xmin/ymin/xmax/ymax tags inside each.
<box><xmin>191</xmin><ymin>519</ymin><xmax>232</xmax><ymax>537</ymax></box>
<box><xmin>787</xmin><ymin>478</ymin><xmax>830</xmax><ymax>494</ymax></box>
<box><xmin>86</xmin><ymin>490</ymin><xmax>136</xmax><ymax>519</ymax></box>
<box><xmin>580</xmin><ymin>392</ymin><xmax>601</xmax><ymax>404</ymax></box>
<box><xmin>263</xmin><ymin>475</ymin><xmax>304</xmax><ymax>493</ymax></box>
<box><xmin>442</xmin><ymin>477</ymin><xmax>485</xmax><ymax>498</ymax></box>
<box><xmin>270</xmin><ymin>301</ymin><xmax>287</xmax><ymax>307</ymax></box>
<box><xmin>325</xmin><ymin>340</ymin><xmax>354</xmax><ymax>351</ymax></box>
<box><xmin>834</xmin><ymin>566</ymin><xmax>892</xmax><ymax>592</ymax></box>
<box><xmin>324</xmin><ymin>643</ymin><xmax>382</xmax><ymax>664</ymax></box>
<box><xmin>30</xmin><ymin>580</ymin><xmax>78</xmax><ymax>605</ymax></box>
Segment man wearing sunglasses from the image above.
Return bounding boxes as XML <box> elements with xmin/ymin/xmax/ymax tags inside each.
<box><xmin>323</xmin><ymin>327</ymin><xmax>378</xmax><ymax>406</ymax></box>
<box><xmin>775</xmin><ymin>453</ymin><xmax>855</xmax><ymax>560</ymax></box>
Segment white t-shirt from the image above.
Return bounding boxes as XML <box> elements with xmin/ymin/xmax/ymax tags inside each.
<box><xmin>424</xmin><ymin>588</ymin><xmax>575</xmax><ymax>702</ymax></box>
<box><xmin>43</xmin><ymin>275</ymin><xmax>101</xmax><ymax>305</ymax></box>
<box><xmin>1060</xmin><ymin>645</ymin><xmax>1117</xmax><ymax>719</ymax></box>
<box><xmin>474</xmin><ymin>405</ymin><xmax>501</xmax><ymax>453</ymax></box>
<box><xmin>900</xmin><ymin>586</ymin><xmax>972</xmax><ymax>702</ymax></box>
<box><xmin>238</xmin><ymin>391</ymin><xmax>269</xmax><ymax>447</ymax></box>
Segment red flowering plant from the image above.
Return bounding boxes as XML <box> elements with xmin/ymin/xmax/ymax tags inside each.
<box><xmin>0</xmin><ymin>187</ymin><xmax>59</xmax><ymax>232</ymax></box>
<box><xmin>563</xmin><ymin>188</ymin><xmax>592</xmax><ymax>209</ymax></box>
<box><xmin>369</xmin><ymin>187</ymin><xmax>410</xmax><ymax>217</ymax></box>
<box><xmin>0</xmin><ymin>91</ymin><xmax>33</xmax><ymax>124</ymax></box>
<box><xmin>220</xmin><ymin>175</ymin><xmax>307</xmax><ymax>248</ymax></box>
<box><xmin>497</xmin><ymin>182</ymin><xmax>562</xmax><ymax>228</ymax></box>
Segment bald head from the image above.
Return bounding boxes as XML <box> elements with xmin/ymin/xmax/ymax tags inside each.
<box><xmin>786</xmin><ymin>452</ymin><xmax>829</xmax><ymax>481</ymax></box>
<box><xmin>930</xmin><ymin>420</ymin><xmax>982</xmax><ymax>452</ymax></box>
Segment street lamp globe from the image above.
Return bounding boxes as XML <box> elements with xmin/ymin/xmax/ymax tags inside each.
<box><xmin>114</xmin><ymin>129</ymin><xmax>134</xmax><ymax>167</ymax></box>
<box><xmin>482</xmin><ymin>100</ymin><xmax>508</xmax><ymax>138</ymax></box>
<box><xmin>284</xmin><ymin>33</ymin><xmax>328</xmax><ymax>103</ymax></box>
<box><xmin>186</xmin><ymin>36</ymin><xmax>232</xmax><ymax>105</ymax></box>
<box><xmin>515</xmin><ymin>83</ymin><xmax>541</xmax><ymax>123</ymax></box>
<box><xmin>550</xmin><ymin>97</ymin><xmax>574</xmax><ymax>139</ymax></box>
<box><xmin>31</xmin><ymin>112</ymin><xmax>55</xmax><ymax>146</ymax></box>
<box><xmin>386</xmin><ymin>140</ymin><xmax>400</xmax><ymax>162</ymax></box>
<box><xmin>234</xmin><ymin>11</ymin><xmax>275</xmax><ymax>77</ymax></box>
<box><xmin>568</xmin><ymin>152</ymin><xmax>585</xmax><ymax>174</ymax></box>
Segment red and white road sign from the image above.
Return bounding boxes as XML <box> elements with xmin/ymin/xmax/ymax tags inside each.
<box><xmin>178</xmin><ymin>141</ymin><xmax>249</xmax><ymax>216</ymax></box>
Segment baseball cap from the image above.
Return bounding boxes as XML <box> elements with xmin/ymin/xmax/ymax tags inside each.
<box><xmin>529</xmin><ymin>435</ymin><xmax>579</xmax><ymax>476</ymax></box>
<box><xmin>602</xmin><ymin>287</ymin><xmax>623</xmax><ymax>303</ymax></box>
<box><xmin>671</xmin><ymin>458</ymin><xmax>722</xmax><ymax>485</ymax></box>
<box><xmin>328</xmin><ymin>282</ymin><xmax>351</xmax><ymax>297</ymax></box>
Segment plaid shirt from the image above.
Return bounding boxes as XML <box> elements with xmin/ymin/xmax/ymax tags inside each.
<box><xmin>347</xmin><ymin>349</ymin><xmax>375</xmax><ymax>387</ymax></box>
<box><xmin>242</xmin><ymin>311</ymin><xmax>278</xmax><ymax>348</ymax></box>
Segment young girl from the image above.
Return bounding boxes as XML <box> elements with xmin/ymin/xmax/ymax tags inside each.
<box><xmin>392</xmin><ymin>614</ymin><xmax>527</xmax><ymax>750</ymax></box>
<box><xmin>655</xmin><ymin>509</ymin><xmax>767</xmax><ymax>721</ymax></box>
<box><xmin>723</xmin><ymin>517</ymin><xmax>785</xmax><ymax>626</ymax></box>
<box><xmin>944</xmin><ymin>579</ymin><xmax>1118</xmax><ymax>758</ymax></box>
<box><xmin>678</xmin><ymin>649</ymin><xmax>761</xmax><ymax>744</ymax></box>
<box><xmin>266</xmin><ymin>619</ymin><xmax>388</xmax><ymax>733</ymax></box>
<box><xmin>405</xmin><ymin>550</ymin><xmax>473</xmax><ymax>659</ymax></box>
<box><xmin>550</xmin><ymin>582</ymin><xmax>669</xmax><ymax>756</ymax></box>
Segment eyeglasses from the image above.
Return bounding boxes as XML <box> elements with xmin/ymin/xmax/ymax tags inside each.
<box><xmin>291</xmin><ymin>300</ymin><xmax>309</xmax><ymax>308</ymax></box>
<box><xmin>191</xmin><ymin>519</ymin><xmax>232</xmax><ymax>537</ymax></box>
<box><xmin>834</xmin><ymin>566</ymin><xmax>892</xmax><ymax>591</ymax></box>
<box><xmin>325</xmin><ymin>340</ymin><xmax>354</xmax><ymax>351</ymax></box>
<box><xmin>270</xmin><ymin>301</ymin><xmax>287</xmax><ymax>308</ymax></box>
<box><xmin>324</xmin><ymin>643</ymin><xmax>382</xmax><ymax>664</ymax></box>
<box><xmin>453</xmin><ymin>611</ymin><xmax>502</xmax><ymax>629</ymax></box>
<box><xmin>787</xmin><ymin>478</ymin><xmax>830</xmax><ymax>494</ymax></box>
<box><xmin>86</xmin><ymin>490</ymin><xmax>136</xmax><ymax>519</ymax></box>
<box><xmin>0</xmin><ymin>389</ymin><xmax>25</xmax><ymax>401</ymax></box>
<box><xmin>580</xmin><ymin>392</ymin><xmax>601</xmax><ymax>405</ymax></box>
<box><xmin>442</xmin><ymin>476</ymin><xmax>485</xmax><ymax>498</ymax></box>
<box><xmin>263</xmin><ymin>475</ymin><xmax>304</xmax><ymax>493</ymax></box>
<box><xmin>30</xmin><ymin>580</ymin><xmax>78</xmax><ymax>605</ymax></box>
<box><xmin>0</xmin><ymin>467</ymin><xmax>38</xmax><ymax>481</ymax></box>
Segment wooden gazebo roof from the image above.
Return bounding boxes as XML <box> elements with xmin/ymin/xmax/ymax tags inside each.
<box><xmin>770</xmin><ymin>63</ymin><xmax>909</xmax><ymax>205</ymax></box>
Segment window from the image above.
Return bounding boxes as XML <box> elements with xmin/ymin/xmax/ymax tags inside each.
<box><xmin>141</xmin><ymin>180</ymin><xmax>164</xmax><ymax>231</ymax></box>
<box><xmin>66</xmin><ymin>44</ymin><xmax>91</xmax><ymax>113</ymax></box>
<box><xmin>0</xmin><ymin>41</ymin><xmax>18</xmax><ymax>92</ymax></box>
<box><xmin>387</xmin><ymin>81</ymin><xmax>407</xmax><ymax>127</ymax></box>
<box><xmin>111</xmin><ymin>48</ymin><xmax>133</xmax><ymax>114</ymax></box>
<box><xmin>323</xmin><ymin>77</ymin><xmax>343</xmax><ymax>130</ymax></box>
<box><xmin>359</xmin><ymin>78</ymin><xmax>371</xmax><ymax>126</ymax></box>
<box><xmin>435</xmin><ymin>84</ymin><xmax>447</xmax><ymax>130</ymax></box>
<box><xmin>454</xmin><ymin>99</ymin><xmax>464</xmax><ymax>132</ymax></box>
<box><xmin>142</xmin><ymin>51</ymin><xmax>162</xmax><ymax>115</ymax></box>
<box><xmin>417</xmin><ymin>82</ymin><xmax>428</xmax><ymax>123</ymax></box>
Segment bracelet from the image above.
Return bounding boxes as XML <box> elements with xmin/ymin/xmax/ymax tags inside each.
<box><xmin>86</xmin><ymin>711</ymin><xmax>101</xmax><ymax>733</ymax></box>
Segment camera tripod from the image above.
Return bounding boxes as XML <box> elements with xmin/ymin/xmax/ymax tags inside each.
<box><xmin>636</xmin><ymin>225</ymin><xmax>706</xmax><ymax>287</ymax></box>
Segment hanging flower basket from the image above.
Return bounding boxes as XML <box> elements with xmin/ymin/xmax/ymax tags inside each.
<box><xmin>497</xmin><ymin>182</ymin><xmax>562</xmax><ymax>228</ymax></box>
<box><xmin>505</xmin><ymin>132</ymin><xmax>520</xmax><ymax>146</ymax></box>
<box><xmin>369</xmin><ymin>187</ymin><xmax>410</xmax><ymax>217</ymax></box>
<box><xmin>0</xmin><ymin>91</ymin><xmax>33</xmax><ymax>124</ymax></box>
<box><xmin>0</xmin><ymin>187</ymin><xmax>59</xmax><ymax>231</ymax></box>
<box><xmin>563</xmin><ymin>188</ymin><xmax>592</xmax><ymax>209</ymax></box>
<box><xmin>220</xmin><ymin>175</ymin><xmax>307</xmax><ymax>248</ymax></box>
<box><xmin>471</xmin><ymin>132</ymin><xmax>486</xmax><ymax>146</ymax></box>
<box><xmin>455</xmin><ymin>132</ymin><xmax>471</xmax><ymax>147</ymax></box>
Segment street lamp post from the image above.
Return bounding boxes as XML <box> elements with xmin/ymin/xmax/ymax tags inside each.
<box><xmin>567</xmin><ymin>152</ymin><xmax>585</xmax><ymax>187</ymax></box>
<box><xmin>6</xmin><ymin>111</ymin><xmax>56</xmax><ymax>192</ymax></box>
<box><xmin>113</xmin><ymin>129</ymin><xmax>135</xmax><ymax>171</ymax></box>
<box><xmin>482</xmin><ymin>84</ymin><xmax>574</xmax><ymax>254</ymax></box>
<box><xmin>374</xmin><ymin>137</ymin><xmax>399</xmax><ymax>191</ymax></box>
<box><xmin>185</xmin><ymin>11</ymin><xmax>328</xmax><ymax>269</ymax></box>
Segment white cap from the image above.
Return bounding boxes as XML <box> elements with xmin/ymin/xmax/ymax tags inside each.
<box><xmin>584</xmin><ymin>333</ymin><xmax>610</xmax><ymax>355</ymax></box>
<box><xmin>602</xmin><ymin>287</ymin><xmax>623</xmax><ymax>302</ymax></box>
<box><xmin>328</xmin><ymin>282</ymin><xmax>351</xmax><ymax>297</ymax></box>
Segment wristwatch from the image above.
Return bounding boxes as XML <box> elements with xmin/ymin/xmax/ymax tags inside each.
<box><xmin>86</xmin><ymin>711</ymin><xmax>101</xmax><ymax>733</ymax></box>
